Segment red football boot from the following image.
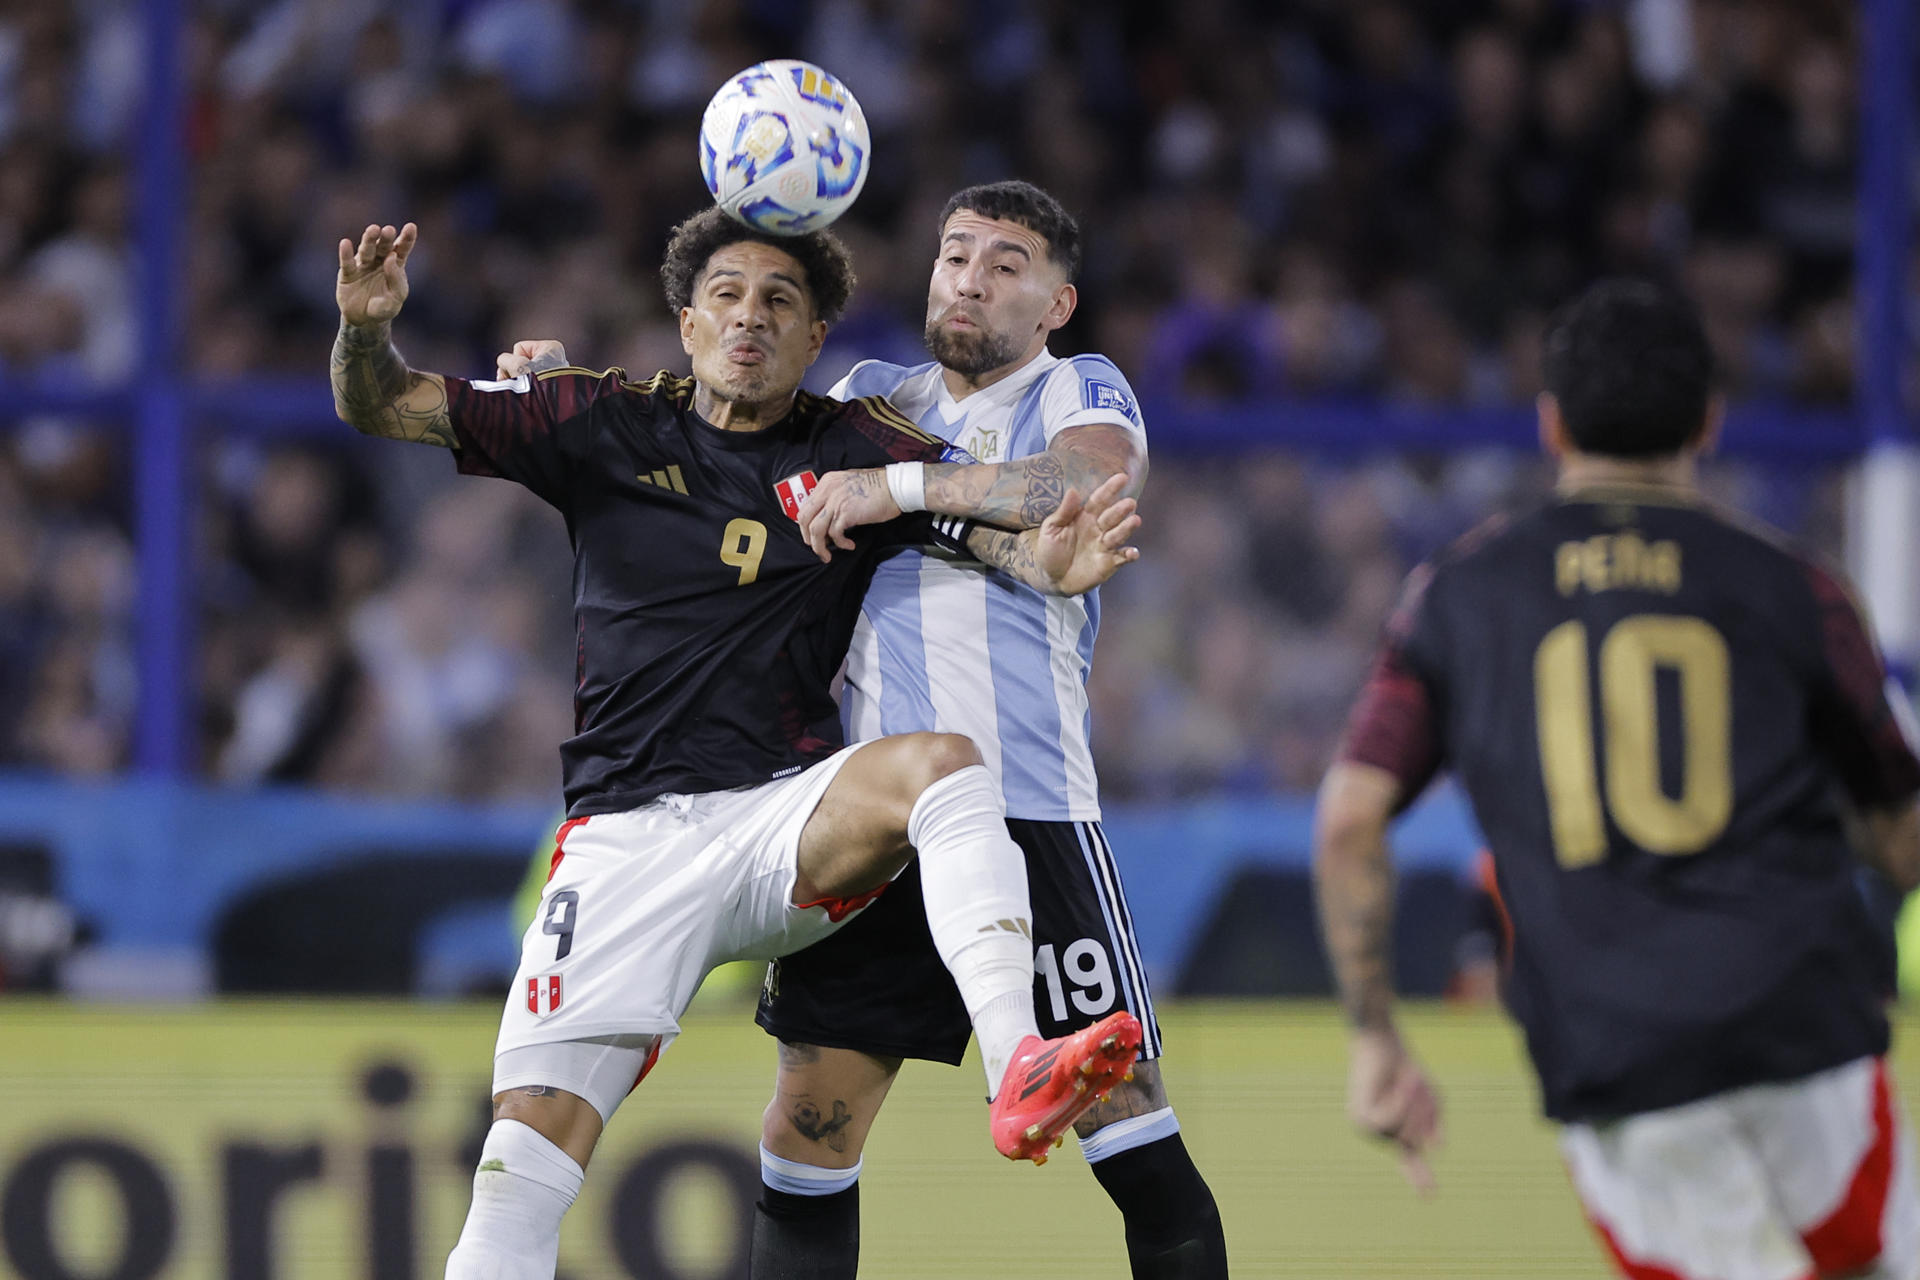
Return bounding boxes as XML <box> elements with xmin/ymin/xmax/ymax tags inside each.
<box><xmin>990</xmin><ymin>1011</ymin><xmax>1143</xmax><ymax>1164</ymax></box>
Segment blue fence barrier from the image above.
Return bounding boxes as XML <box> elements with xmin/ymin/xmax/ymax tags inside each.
<box><xmin>0</xmin><ymin>775</ymin><xmax>1484</xmax><ymax>995</ymax></box>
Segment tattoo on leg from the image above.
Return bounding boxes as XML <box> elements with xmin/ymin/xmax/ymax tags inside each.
<box><xmin>789</xmin><ymin>1099</ymin><xmax>855</xmax><ymax>1152</ymax></box>
<box><xmin>1073</xmin><ymin>1063</ymin><xmax>1169</xmax><ymax>1138</ymax></box>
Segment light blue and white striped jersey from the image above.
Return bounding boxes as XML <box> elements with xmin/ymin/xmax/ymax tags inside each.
<box><xmin>830</xmin><ymin>349</ymin><xmax>1147</xmax><ymax>821</ymax></box>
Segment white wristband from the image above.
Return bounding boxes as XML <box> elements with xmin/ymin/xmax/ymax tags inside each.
<box><xmin>884</xmin><ymin>461</ymin><xmax>927</xmax><ymax>513</ymax></box>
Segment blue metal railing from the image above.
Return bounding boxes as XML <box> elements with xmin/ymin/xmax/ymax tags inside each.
<box><xmin>0</xmin><ymin>0</ymin><xmax>1911</xmax><ymax>779</ymax></box>
<box><xmin>131</xmin><ymin>0</ymin><xmax>190</xmax><ymax>776</ymax></box>
<box><xmin>1859</xmin><ymin>0</ymin><xmax>1916</xmax><ymax>448</ymax></box>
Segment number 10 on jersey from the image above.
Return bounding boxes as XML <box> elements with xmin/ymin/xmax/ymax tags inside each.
<box><xmin>1534</xmin><ymin>613</ymin><xmax>1734</xmax><ymax>868</ymax></box>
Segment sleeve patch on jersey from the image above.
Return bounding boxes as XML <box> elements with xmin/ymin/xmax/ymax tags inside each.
<box><xmin>466</xmin><ymin>374</ymin><xmax>533</xmax><ymax>394</ymax></box>
<box><xmin>1083</xmin><ymin>379</ymin><xmax>1140</xmax><ymax>425</ymax></box>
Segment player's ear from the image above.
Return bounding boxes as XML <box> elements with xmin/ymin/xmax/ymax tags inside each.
<box><xmin>1536</xmin><ymin>392</ymin><xmax>1571</xmax><ymax>459</ymax></box>
<box><xmin>804</xmin><ymin>318</ymin><xmax>827</xmax><ymax>366</ymax></box>
<box><xmin>1044</xmin><ymin>281</ymin><xmax>1077</xmax><ymax>332</ymax></box>
<box><xmin>678</xmin><ymin>307</ymin><xmax>695</xmax><ymax>354</ymax></box>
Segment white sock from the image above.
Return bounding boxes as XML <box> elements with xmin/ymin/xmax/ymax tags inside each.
<box><xmin>908</xmin><ymin>765</ymin><xmax>1041</xmax><ymax>1096</ymax></box>
<box><xmin>1077</xmin><ymin>1107</ymin><xmax>1182</xmax><ymax>1163</ymax></box>
<box><xmin>760</xmin><ymin>1144</ymin><xmax>863</xmax><ymax>1195</ymax></box>
<box><xmin>445</xmin><ymin>1119</ymin><xmax>584</xmax><ymax>1279</ymax></box>
<box><xmin>971</xmin><ymin>990</ymin><xmax>1039</xmax><ymax>1096</ymax></box>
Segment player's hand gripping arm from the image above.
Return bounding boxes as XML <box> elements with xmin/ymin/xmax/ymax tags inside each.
<box><xmin>330</xmin><ymin>222</ymin><xmax>454</xmax><ymax>447</ymax></box>
<box><xmin>797</xmin><ymin>423</ymin><xmax>1146</xmax><ymax>561</ymax></box>
<box><xmin>1312</xmin><ymin>761</ymin><xmax>1444</xmax><ymax>1195</ymax></box>
<box><xmin>963</xmin><ymin>472</ymin><xmax>1140</xmax><ymax>597</ymax></box>
<box><xmin>495</xmin><ymin>339</ymin><xmax>571</xmax><ymax>381</ymax></box>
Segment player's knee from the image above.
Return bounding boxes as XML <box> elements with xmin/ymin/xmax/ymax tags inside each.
<box><xmin>899</xmin><ymin>732</ymin><xmax>982</xmax><ymax>795</ymax></box>
<box><xmin>760</xmin><ymin>1096</ymin><xmax>787</xmax><ymax>1151</ymax></box>
<box><xmin>760</xmin><ymin>1100</ymin><xmax>872</xmax><ymax>1166</ymax></box>
<box><xmin>491</xmin><ymin>1086</ymin><xmax>603</xmax><ymax>1169</ymax></box>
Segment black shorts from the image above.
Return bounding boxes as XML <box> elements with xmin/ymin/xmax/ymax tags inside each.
<box><xmin>756</xmin><ymin>819</ymin><xmax>1162</xmax><ymax>1065</ymax></box>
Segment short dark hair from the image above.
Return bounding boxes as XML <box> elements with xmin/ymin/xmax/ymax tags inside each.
<box><xmin>1542</xmin><ymin>279</ymin><xmax>1715</xmax><ymax>458</ymax></box>
<box><xmin>659</xmin><ymin>207</ymin><xmax>857</xmax><ymax>325</ymax></box>
<box><xmin>937</xmin><ymin>180</ymin><xmax>1082</xmax><ymax>281</ymax></box>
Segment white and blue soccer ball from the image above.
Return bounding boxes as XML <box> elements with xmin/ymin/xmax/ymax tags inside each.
<box><xmin>699</xmin><ymin>60</ymin><xmax>870</xmax><ymax>236</ymax></box>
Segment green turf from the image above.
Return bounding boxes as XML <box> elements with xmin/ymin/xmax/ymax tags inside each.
<box><xmin>1</xmin><ymin>999</ymin><xmax>1910</xmax><ymax>1277</ymax></box>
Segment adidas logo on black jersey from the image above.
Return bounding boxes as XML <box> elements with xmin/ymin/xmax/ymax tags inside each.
<box><xmin>635</xmin><ymin>466</ymin><xmax>689</xmax><ymax>495</ymax></box>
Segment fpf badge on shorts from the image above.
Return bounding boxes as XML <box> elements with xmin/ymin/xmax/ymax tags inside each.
<box><xmin>527</xmin><ymin>974</ymin><xmax>563</xmax><ymax>1016</ymax></box>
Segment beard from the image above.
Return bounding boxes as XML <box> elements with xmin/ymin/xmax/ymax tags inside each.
<box><xmin>924</xmin><ymin>315</ymin><xmax>1024</xmax><ymax>378</ymax></box>
<box><xmin>714</xmin><ymin>364</ymin><xmax>772</xmax><ymax>400</ymax></box>
<box><xmin>702</xmin><ymin>349</ymin><xmax>779</xmax><ymax>403</ymax></box>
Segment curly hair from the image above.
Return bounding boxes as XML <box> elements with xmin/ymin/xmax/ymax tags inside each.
<box><xmin>659</xmin><ymin>208</ymin><xmax>857</xmax><ymax>326</ymax></box>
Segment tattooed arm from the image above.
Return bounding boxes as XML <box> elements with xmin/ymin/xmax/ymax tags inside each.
<box><xmin>331</xmin><ymin>321</ymin><xmax>453</xmax><ymax>446</ymax></box>
<box><xmin>1313</xmin><ymin>762</ymin><xmax>1402</xmax><ymax>1033</ymax></box>
<box><xmin>330</xmin><ymin>222</ymin><xmax>455</xmax><ymax>447</ymax></box>
<box><xmin>1312</xmin><ymin>760</ymin><xmax>1443</xmax><ymax>1194</ymax></box>
<box><xmin>962</xmin><ymin>473</ymin><xmax>1140</xmax><ymax>597</ymax></box>
<box><xmin>925</xmin><ymin>423</ymin><xmax>1146</xmax><ymax>526</ymax></box>
<box><xmin>796</xmin><ymin>422</ymin><xmax>1145</xmax><ymax>562</ymax></box>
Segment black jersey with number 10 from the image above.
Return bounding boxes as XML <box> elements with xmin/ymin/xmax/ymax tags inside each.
<box><xmin>1340</xmin><ymin>485</ymin><xmax>1920</xmax><ymax>1122</ymax></box>
<box><xmin>444</xmin><ymin>367</ymin><xmax>970</xmax><ymax>818</ymax></box>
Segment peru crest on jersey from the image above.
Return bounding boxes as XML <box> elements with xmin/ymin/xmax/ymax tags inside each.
<box><xmin>775</xmin><ymin>471</ymin><xmax>818</xmax><ymax>521</ymax></box>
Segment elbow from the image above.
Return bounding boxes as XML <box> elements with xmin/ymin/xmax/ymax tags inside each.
<box><xmin>1312</xmin><ymin>806</ymin><xmax>1386</xmax><ymax>876</ymax></box>
<box><xmin>1853</xmin><ymin>802</ymin><xmax>1920</xmax><ymax>894</ymax></box>
<box><xmin>1311</xmin><ymin>762</ymin><xmax>1399</xmax><ymax>872</ymax></box>
<box><xmin>331</xmin><ymin>390</ymin><xmax>362</xmax><ymax>430</ymax></box>
<box><xmin>1880</xmin><ymin>806</ymin><xmax>1920</xmax><ymax>893</ymax></box>
<box><xmin>332</xmin><ymin>400</ymin><xmax>379</xmax><ymax>437</ymax></box>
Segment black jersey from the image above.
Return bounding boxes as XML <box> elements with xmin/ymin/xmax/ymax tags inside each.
<box><xmin>1340</xmin><ymin>484</ymin><xmax>1920</xmax><ymax>1122</ymax></box>
<box><xmin>444</xmin><ymin>367</ymin><xmax>971</xmax><ymax>817</ymax></box>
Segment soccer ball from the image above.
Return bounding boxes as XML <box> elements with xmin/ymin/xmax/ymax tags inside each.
<box><xmin>699</xmin><ymin>60</ymin><xmax>870</xmax><ymax>235</ymax></box>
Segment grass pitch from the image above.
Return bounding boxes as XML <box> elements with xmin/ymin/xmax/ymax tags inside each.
<box><xmin>5</xmin><ymin>1000</ymin><xmax>1913</xmax><ymax>1278</ymax></box>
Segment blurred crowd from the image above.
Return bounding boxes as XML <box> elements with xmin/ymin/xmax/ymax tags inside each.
<box><xmin>0</xmin><ymin>0</ymin><xmax>1889</xmax><ymax>800</ymax></box>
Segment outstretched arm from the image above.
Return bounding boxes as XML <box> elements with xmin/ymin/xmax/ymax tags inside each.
<box><xmin>330</xmin><ymin>222</ymin><xmax>455</xmax><ymax>447</ymax></box>
<box><xmin>962</xmin><ymin>473</ymin><xmax>1140</xmax><ymax>596</ymax></box>
<box><xmin>798</xmin><ymin>422</ymin><xmax>1146</xmax><ymax>561</ymax></box>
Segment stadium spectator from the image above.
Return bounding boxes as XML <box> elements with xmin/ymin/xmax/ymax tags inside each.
<box><xmin>0</xmin><ymin>0</ymin><xmax>1885</xmax><ymax>797</ymax></box>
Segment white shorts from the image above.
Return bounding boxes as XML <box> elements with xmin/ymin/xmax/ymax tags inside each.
<box><xmin>1563</xmin><ymin>1056</ymin><xmax>1920</xmax><ymax>1280</ymax></box>
<box><xmin>493</xmin><ymin>747</ymin><xmax>871</xmax><ymax>1070</ymax></box>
